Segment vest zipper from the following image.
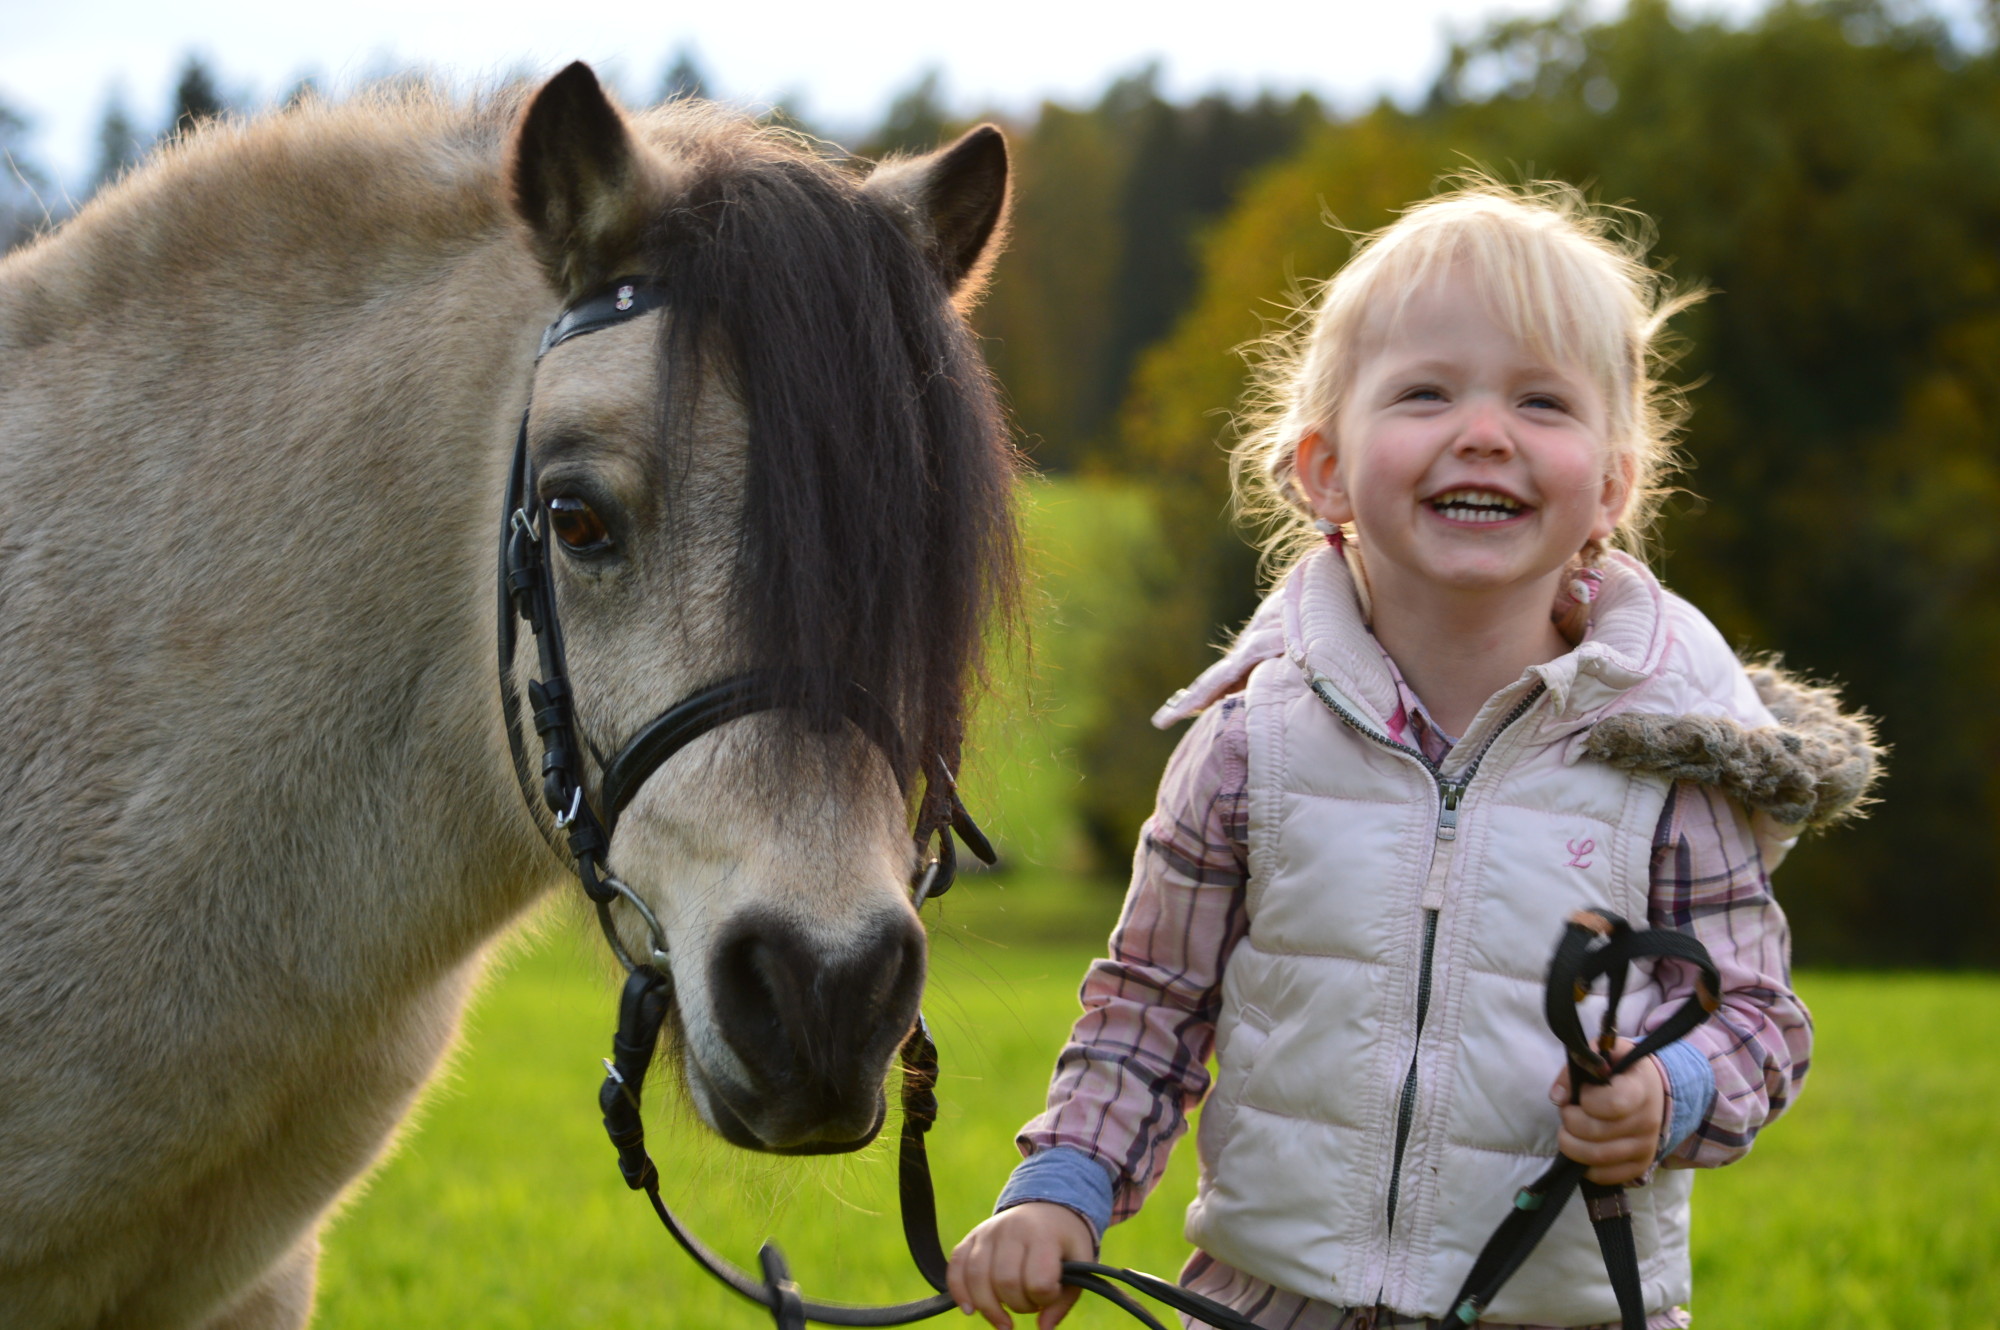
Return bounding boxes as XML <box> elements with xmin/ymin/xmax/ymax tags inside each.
<box><xmin>1304</xmin><ymin>675</ymin><xmax>1548</xmax><ymax>1251</ymax></box>
<box><xmin>1302</xmin><ymin>674</ymin><xmax>1546</xmax><ymax>820</ymax></box>
<box><xmin>1384</xmin><ymin>907</ymin><xmax>1439</xmax><ymax>1233</ymax></box>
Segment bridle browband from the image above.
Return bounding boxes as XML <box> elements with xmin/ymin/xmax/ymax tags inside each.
<box><xmin>498</xmin><ymin>282</ymin><xmax>1718</xmax><ymax>1330</ymax></box>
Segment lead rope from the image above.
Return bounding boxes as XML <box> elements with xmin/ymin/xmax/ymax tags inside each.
<box><xmin>592</xmin><ymin>908</ymin><xmax>1718</xmax><ymax>1330</ymax></box>
<box><xmin>1443</xmin><ymin>911</ymin><xmax>1721</xmax><ymax>1330</ymax></box>
<box><xmin>594</xmin><ymin>947</ymin><xmax>1274</xmax><ymax>1330</ymax></box>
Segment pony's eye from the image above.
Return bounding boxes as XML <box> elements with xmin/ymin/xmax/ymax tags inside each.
<box><xmin>547</xmin><ymin>495</ymin><xmax>611</xmax><ymax>553</ymax></box>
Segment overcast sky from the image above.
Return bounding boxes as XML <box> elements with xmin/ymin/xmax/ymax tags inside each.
<box><xmin>0</xmin><ymin>0</ymin><xmax>1930</xmax><ymax>198</ymax></box>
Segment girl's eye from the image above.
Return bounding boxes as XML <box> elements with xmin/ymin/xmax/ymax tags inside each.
<box><xmin>547</xmin><ymin>496</ymin><xmax>611</xmax><ymax>553</ymax></box>
<box><xmin>1403</xmin><ymin>386</ymin><xmax>1445</xmax><ymax>403</ymax></box>
<box><xmin>1523</xmin><ymin>393</ymin><xmax>1567</xmax><ymax>412</ymax></box>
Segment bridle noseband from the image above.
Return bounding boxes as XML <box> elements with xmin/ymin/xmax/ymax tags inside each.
<box><xmin>498</xmin><ymin>283</ymin><xmax>1717</xmax><ymax>1330</ymax></box>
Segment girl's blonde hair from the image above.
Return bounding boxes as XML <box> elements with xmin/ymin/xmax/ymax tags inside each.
<box><xmin>1233</xmin><ymin>177</ymin><xmax>1700</xmax><ymax>579</ymax></box>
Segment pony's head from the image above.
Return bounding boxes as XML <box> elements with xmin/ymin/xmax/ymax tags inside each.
<box><xmin>503</xmin><ymin>65</ymin><xmax>1015</xmax><ymax>1153</ymax></box>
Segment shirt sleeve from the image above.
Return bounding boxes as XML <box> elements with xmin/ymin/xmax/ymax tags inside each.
<box><xmin>1010</xmin><ymin>695</ymin><xmax>1251</xmax><ymax>1224</ymax></box>
<box><xmin>995</xmin><ymin>1145</ymin><xmax>1117</xmax><ymax>1244</ymax></box>
<box><xmin>1645</xmin><ymin>779</ymin><xmax>1813</xmax><ymax>1168</ymax></box>
<box><xmin>1651</xmin><ymin>1040</ymin><xmax>1715</xmax><ymax>1157</ymax></box>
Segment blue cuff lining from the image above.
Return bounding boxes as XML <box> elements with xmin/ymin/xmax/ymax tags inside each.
<box><xmin>995</xmin><ymin>1146</ymin><xmax>1116</xmax><ymax>1243</ymax></box>
<box><xmin>1656</xmin><ymin>1040</ymin><xmax>1716</xmax><ymax>1156</ymax></box>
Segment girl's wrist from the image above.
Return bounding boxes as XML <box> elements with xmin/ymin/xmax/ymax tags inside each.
<box><xmin>1652</xmin><ymin>1041</ymin><xmax>1717</xmax><ymax>1161</ymax></box>
<box><xmin>995</xmin><ymin>1146</ymin><xmax>1115</xmax><ymax>1246</ymax></box>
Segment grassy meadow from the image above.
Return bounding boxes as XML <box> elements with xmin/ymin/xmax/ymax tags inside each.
<box><xmin>316</xmin><ymin>480</ymin><xmax>2000</xmax><ymax>1328</ymax></box>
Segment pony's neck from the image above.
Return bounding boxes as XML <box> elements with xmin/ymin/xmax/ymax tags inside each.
<box><xmin>3</xmin><ymin>99</ymin><xmax>573</xmax><ymax>1001</ymax></box>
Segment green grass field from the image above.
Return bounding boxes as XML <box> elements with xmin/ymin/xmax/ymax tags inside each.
<box><xmin>316</xmin><ymin>480</ymin><xmax>2000</xmax><ymax>1327</ymax></box>
<box><xmin>314</xmin><ymin>881</ymin><xmax>2000</xmax><ymax>1329</ymax></box>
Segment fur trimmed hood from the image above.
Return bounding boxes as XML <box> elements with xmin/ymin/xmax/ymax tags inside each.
<box><xmin>1584</xmin><ymin>661</ymin><xmax>1883</xmax><ymax>832</ymax></box>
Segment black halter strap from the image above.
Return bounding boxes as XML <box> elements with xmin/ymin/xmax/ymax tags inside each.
<box><xmin>500</xmin><ymin>279</ymin><xmax>671</xmax><ymax>911</ymax></box>
<box><xmin>1443</xmin><ymin>911</ymin><xmax>1721</xmax><ymax>1330</ymax></box>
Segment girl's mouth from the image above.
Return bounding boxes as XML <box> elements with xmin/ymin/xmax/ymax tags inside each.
<box><xmin>1428</xmin><ymin>488</ymin><xmax>1526</xmax><ymax>523</ymax></box>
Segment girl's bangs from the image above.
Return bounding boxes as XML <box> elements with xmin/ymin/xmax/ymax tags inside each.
<box><xmin>1342</xmin><ymin>211</ymin><xmax>1638</xmax><ymax>439</ymax></box>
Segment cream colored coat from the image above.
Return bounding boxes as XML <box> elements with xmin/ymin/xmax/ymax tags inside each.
<box><xmin>1180</xmin><ymin>548</ymin><xmax>1777</xmax><ymax>1324</ymax></box>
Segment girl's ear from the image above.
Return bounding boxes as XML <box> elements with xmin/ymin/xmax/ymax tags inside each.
<box><xmin>1295</xmin><ymin>429</ymin><xmax>1356</xmax><ymax>526</ymax></box>
<box><xmin>1591</xmin><ymin>450</ymin><xmax>1637</xmax><ymax>544</ymax></box>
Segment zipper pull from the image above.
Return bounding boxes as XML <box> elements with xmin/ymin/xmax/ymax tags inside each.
<box><xmin>1437</xmin><ymin>783</ymin><xmax>1463</xmax><ymax>840</ymax></box>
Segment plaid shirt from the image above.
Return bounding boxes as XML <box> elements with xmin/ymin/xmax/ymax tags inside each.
<box><xmin>1012</xmin><ymin>661</ymin><xmax>1811</xmax><ymax>1330</ymax></box>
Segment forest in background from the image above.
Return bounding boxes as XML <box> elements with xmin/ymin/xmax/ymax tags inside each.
<box><xmin>4</xmin><ymin>0</ymin><xmax>1996</xmax><ymax>964</ymax></box>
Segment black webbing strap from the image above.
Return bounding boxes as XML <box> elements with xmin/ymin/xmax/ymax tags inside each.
<box><xmin>1443</xmin><ymin>912</ymin><xmax>1721</xmax><ymax>1330</ymax></box>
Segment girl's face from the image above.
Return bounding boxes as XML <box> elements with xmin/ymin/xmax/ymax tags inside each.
<box><xmin>1297</xmin><ymin>266</ymin><xmax>1629</xmax><ymax>609</ymax></box>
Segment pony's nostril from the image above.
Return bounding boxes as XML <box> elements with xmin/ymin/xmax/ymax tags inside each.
<box><xmin>746</xmin><ymin>939</ymin><xmax>798</xmax><ymax>1019</ymax></box>
<box><xmin>878</xmin><ymin>923</ymin><xmax>926</xmax><ymax>1031</ymax></box>
<box><xmin>706</xmin><ymin>907</ymin><xmax>927</xmax><ymax>1121</ymax></box>
<box><xmin>715</xmin><ymin>933</ymin><xmax>802</xmax><ymax>1072</ymax></box>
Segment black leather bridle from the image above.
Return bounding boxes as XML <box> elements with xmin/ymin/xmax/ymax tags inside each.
<box><xmin>495</xmin><ymin>276</ymin><xmax>1013</xmax><ymax>1326</ymax></box>
<box><xmin>498</xmin><ymin>279</ymin><xmax>985</xmax><ymax>969</ymax></box>
<box><xmin>497</xmin><ymin>282</ymin><xmax>1717</xmax><ymax>1330</ymax></box>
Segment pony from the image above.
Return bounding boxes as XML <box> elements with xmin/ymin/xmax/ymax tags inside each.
<box><xmin>0</xmin><ymin>63</ymin><xmax>1016</xmax><ymax>1329</ymax></box>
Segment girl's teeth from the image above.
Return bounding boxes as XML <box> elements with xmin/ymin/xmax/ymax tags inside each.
<box><xmin>1430</xmin><ymin>489</ymin><xmax>1522</xmax><ymax>522</ymax></box>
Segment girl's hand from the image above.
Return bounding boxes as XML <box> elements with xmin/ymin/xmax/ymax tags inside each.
<box><xmin>1549</xmin><ymin>1037</ymin><xmax>1666</xmax><ymax>1186</ymax></box>
<box><xmin>947</xmin><ymin>1202</ymin><xmax>1094</xmax><ymax>1330</ymax></box>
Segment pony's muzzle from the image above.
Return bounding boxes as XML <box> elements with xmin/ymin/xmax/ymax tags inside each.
<box><xmin>700</xmin><ymin>905</ymin><xmax>926</xmax><ymax>1153</ymax></box>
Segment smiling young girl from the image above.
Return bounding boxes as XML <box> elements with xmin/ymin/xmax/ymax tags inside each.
<box><xmin>947</xmin><ymin>183</ymin><xmax>1879</xmax><ymax>1329</ymax></box>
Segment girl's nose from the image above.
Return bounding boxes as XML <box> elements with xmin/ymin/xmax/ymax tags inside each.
<box><xmin>1454</xmin><ymin>397</ymin><xmax>1515</xmax><ymax>458</ymax></box>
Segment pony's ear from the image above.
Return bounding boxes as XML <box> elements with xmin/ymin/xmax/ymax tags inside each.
<box><xmin>507</xmin><ymin>62</ymin><xmax>649</xmax><ymax>300</ymax></box>
<box><xmin>862</xmin><ymin>124</ymin><xmax>1010</xmax><ymax>307</ymax></box>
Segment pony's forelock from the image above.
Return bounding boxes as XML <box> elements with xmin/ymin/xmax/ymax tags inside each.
<box><xmin>638</xmin><ymin>115</ymin><xmax>1018</xmax><ymax>812</ymax></box>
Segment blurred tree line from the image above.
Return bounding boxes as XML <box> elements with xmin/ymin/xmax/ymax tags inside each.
<box><xmin>1092</xmin><ymin>0</ymin><xmax>2000</xmax><ymax>966</ymax></box>
<box><xmin>0</xmin><ymin>55</ymin><xmax>237</xmax><ymax>243</ymax></box>
<box><xmin>4</xmin><ymin>2</ymin><xmax>1996</xmax><ymax>963</ymax></box>
<box><xmin>0</xmin><ymin>96</ymin><xmax>47</xmax><ymax>252</ymax></box>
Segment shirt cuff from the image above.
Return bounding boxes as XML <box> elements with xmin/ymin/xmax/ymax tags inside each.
<box><xmin>1654</xmin><ymin>1041</ymin><xmax>1716</xmax><ymax>1158</ymax></box>
<box><xmin>995</xmin><ymin>1146</ymin><xmax>1116</xmax><ymax>1246</ymax></box>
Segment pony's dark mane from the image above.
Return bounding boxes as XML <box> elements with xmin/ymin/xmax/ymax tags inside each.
<box><xmin>642</xmin><ymin>125</ymin><xmax>1017</xmax><ymax>813</ymax></box>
